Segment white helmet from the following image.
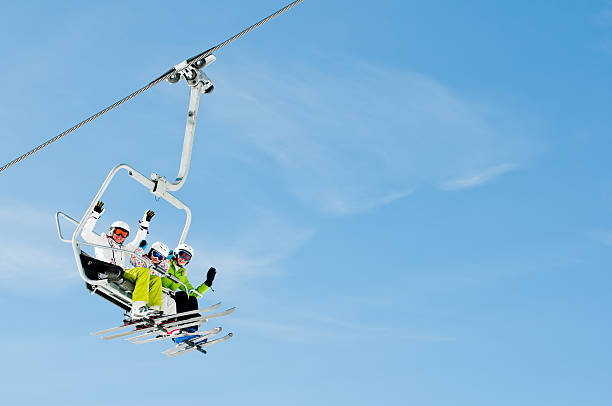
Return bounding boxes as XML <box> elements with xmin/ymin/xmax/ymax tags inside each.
<box><xmin>175</xmin><ymin>243</ymin><xmax>194</xmax><ymax>257</ymax></box>
<box><xmin>110</xmin><ymin>220</ymin><xmax>131</xmax><ymax>234</ymax></box>
<box><xmin>150</xmin><ymin>241</ymin><xmax>170</xmax><ymax>258</ymax></box>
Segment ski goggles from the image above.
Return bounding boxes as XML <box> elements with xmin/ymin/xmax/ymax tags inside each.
<box><xmin>177</xmin><ymin>250</ymin><xmax>192</xmax><ymax>262</ymax></box>
<box><xmin>151</xmin><ymin>250</ymin><xmax>165</xmax><ymax>261</ymax></box>
<box><xmin>113</xmin><ymin>228</ymin><xmax>129</xmax><ymax>238</ymax></box>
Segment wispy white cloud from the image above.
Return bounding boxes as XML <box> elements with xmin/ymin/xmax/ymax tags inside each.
<box><xmin>588</xmin><ymin>229</ymin><xmax>612</xmax><ymax>247</ymax></box>
<box><xmin>594</xmin><ymin>1</ymin><xmax>612</xmax><ymax>27</ymax></box>
<box><xmin>229</xmin><ymin>318</ymin><xmax>306</xmax><ymax>339</ymax></box>
<box><xmin>187</xmin><ymin>207</ymin><xmax>315</xmax><ymax>287</ymax></box>
<box><xmin>231</xmin><ymin>315</ymin><xmax>454</xmax><ymax>343</ymax></box>
<box><xmin>592</xmin><ymin>2</ymin><xmax>612</xmax><ymax>54</ymax></box>
<box><xmin>0</xmin><ymin>202</ymin><xmax>56</xmax><ymax>229</ymax></box>
<box><xmin>306</xmin><ymin>189</ymin><xmax>414</xmax><ymax>216</ymax></box>
<box><xmin>0</xmin><ymin>237</ymin><xmax>75</xmax><ymax>283</ymax></box>
<box><xmin>439</xmin><ymin>163</ymin><xmax>517</xmax><ymax>190</ymax></box>
<box><xmin>206</xmin><ymin>59</ymin><xmax>532</xmax><ymax>215</ymax></box>
<box><xmin>0</xmin><ymin>202</ymin><xmax>75</xmax><ymax>285</ymax></box>
<box><xmin>312</xmin><ymin>315</ymin><xmax>455</xmax><ymax>342</ymax></box>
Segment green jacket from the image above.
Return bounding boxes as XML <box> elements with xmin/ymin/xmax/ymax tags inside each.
<box><xmin>162</xmin><ymin>259</ymin><xmax>210</xmax><ymax>298</ymax></box>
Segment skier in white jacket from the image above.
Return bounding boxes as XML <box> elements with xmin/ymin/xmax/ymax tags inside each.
<box><xmin>81</xmin><ymin>200</ymin><xmax>161</xmax><ymax>319</ymax></box>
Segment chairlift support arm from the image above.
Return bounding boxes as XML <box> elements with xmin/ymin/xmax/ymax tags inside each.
<box><xmin>151</xmin><ymin>55</ymin><xmax>216</xmax><ymax>194</ymax></box>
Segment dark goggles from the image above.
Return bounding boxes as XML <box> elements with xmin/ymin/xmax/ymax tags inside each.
<box><xmin>177</xmin><ymin>250</ymin><xmax>192</xmax><ymax>262</ymax></box>
<box><xmin>113</xmin><ymin>228</ymin><xmax>129</xmax><ymax>238</ymax></box>
<box><xmin>151</xmin><ymin>250</ymin><xmax>165</xmax><ymax>261</ymax></box>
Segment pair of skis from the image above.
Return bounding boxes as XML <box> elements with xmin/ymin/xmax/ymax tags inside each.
<box><xmin>91</xmin><ymin>302</ymin><xmax>235</xmax><ymax>356</ymax></box>
<box><xmin>164</xmin><ymin>332</ymin><xmax>234</xmax><ymax>357</ymax></box>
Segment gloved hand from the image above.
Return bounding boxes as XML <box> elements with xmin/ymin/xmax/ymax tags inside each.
<box><xmin>204</xmin><ymin>267</ymin><xmax>216</xmax><ymax>287</ymax></box>
<box><xmin>145</xmin><ymin>210</ymin><xmax>155</xmax><ymax>221</ymax></box>
<box><xmin>139</xmin><ymin>240</ymin><xmax>148</xmax><ymax>249</ymax></box>
<box><xmin>93</xmin><ymin>201</ymin><xmax>105</xmax><ymax>214</ymax></box>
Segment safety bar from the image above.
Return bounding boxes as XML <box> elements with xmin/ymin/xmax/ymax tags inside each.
<box><xmin>79</xmin><ymin>241</ymin><xmax>200</xmax><ymax>297</ymax></box>
<box><xmin>58</xmin><ymin>214</ymin><xmax>201</xmax><ymax>297</ymax></box>
<box><xmin>57</xmin><ymin>217</ymin><xmax>197</xmax><ymax>296</ymax></box>
<box><xmin>56</xmin><ymin>211</ymin><xmax>78</xmax><ymax>242</ymax></box>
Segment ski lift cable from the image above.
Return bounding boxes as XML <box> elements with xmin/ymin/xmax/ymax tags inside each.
<box><xmin>0</xmin><ymin>0</ymin><xmax>304</xmax><ymax>175</ymax></box>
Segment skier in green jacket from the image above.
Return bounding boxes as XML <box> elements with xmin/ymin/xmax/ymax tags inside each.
<box><xmin>162</xmin><ymin>243</ymin><xmax>216</xmax><ymax>335</ymax></box>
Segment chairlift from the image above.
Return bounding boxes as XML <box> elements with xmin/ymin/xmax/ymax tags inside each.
<box><xmin>55</xmin><ymin>56</ymin><xmax>216</xmax><ymax>312</ymax></box>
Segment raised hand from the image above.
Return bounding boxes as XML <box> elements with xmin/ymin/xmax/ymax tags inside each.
<box><xmin>204</xmin><ymin>267</ymin><xmax>216</xmax><ymax>287</ymax></box>
<box><xmin>93</xmin><ymin>201</ymin><xmax>105</xmax><ymax>214</ymax></box>
<box><xmin>145</xmin><ymin>210</ymin><xmax>155</xmax><ymax>221</ymax></box>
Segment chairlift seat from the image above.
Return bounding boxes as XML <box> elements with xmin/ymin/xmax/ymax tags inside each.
<box><xmin>80</xmin><ymin>251</ymin><xmax>136</xmax><ymax>311</ymax></box>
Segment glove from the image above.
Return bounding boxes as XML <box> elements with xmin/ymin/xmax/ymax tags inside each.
<box><xmin>204</xmin><ymin>267</ymin><xmax>216</xmax><ymax>287</ymax></box>
<box><xmin>93</xmin><ymin>201</ymin><xmax>104</xmax><ymax>214</ymax></box>
<box><xmin>145</xmin><ymin>210</ymin><xmax>155</xmax><ymax>221</ymax></box>
<box><xmin>139</xmin><ymin>240</ymin><xmax>148</xmax><ymax>249</ymax></box>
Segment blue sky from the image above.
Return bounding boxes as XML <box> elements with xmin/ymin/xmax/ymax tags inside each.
<box><xmin>1</xmin><ymin>0</ymin><xmax>612</xmax><ymax>405</ymax></box>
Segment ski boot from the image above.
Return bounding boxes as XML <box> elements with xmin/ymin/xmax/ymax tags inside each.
<box><xmin>146</xmin><ymin>305</ymin><xmax>163</xmax><ymax>319</ymax></box>
<box><xmin>172</xmin><ymin>328</ymin><xmax>201</xmax><ymax>344</ymax></box>
<box><xmin>126</xmin><ymin>301</ymin><xmax>153</xmax><ymax>322</ymax></box>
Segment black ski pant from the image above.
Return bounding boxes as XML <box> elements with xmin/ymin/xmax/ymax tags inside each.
<box><xmin>174</xmin><ymin>291</ymin><xmax>200</xmax><ymax>331</ymax></box>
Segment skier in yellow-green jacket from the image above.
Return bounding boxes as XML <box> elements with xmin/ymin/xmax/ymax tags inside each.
<box><xmin>162</xmin><ymin>243</ymin><xmax>216</xmax><ymax>332</ymax></box>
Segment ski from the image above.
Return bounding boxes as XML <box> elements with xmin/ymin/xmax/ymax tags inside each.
<box><xmin>130</xmin><ymin>327</ymin><xmax>222</xmax><ymax>344</ymax></box>
<box><xmin>100</xmin><ymin>307</ymin><xmax>235</xmax><ymax>341</ymax></box>
<box><xmin>165</xmin><ymin>333</ymin><xmax>233</xmax><ymax>357</ymax></box>
<box><xmin>102</xmin><ymin>315</ymin><xmax>207</xmax><ymax>341</ymax></box>
<box><xmin>124</xmin><ymin>319</ymin><xmax>215</xmax><ymax>342</ymax></box>
<box><xmin>162</xmin><ymin>333</ymin><xmax>208</xmax><ymax>354</ymax></box>
<box><xmin>153</xmin><ymin>302</ymin><xmax>222</xmax><ymax>323</ymax></box>
<box><xmin>90</xmin><ymin>319</ymin><xmax>147</xmax><ymax>336</ymax></box>
<box><xmin>90</xmin><ymin>302</ymin><xmax>222</xmax><ymax>336</ymax></box>
<box><xmin>163</xmin><ymin>330</ymin><xmax>230</xmax><ymax>355</ymax></box>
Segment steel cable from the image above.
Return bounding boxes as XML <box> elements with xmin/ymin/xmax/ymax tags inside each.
<box><xmin>0</xmin><ymin>0</ymin><xmax>304</xmax><ymax>174</ymax></box>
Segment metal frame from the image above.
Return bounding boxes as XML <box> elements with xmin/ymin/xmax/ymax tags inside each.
<box><xmin>55</xmin><ymin>62</ymin><xmax>214</xmax><ymax>307</ymax></box>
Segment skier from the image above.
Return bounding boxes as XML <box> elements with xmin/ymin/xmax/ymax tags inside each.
<box><xmin>162</xmin><ymin>243</ymin><xmax>216</xmax><ymax>339</ymax></box>
<box><xmin>130</xmin><ymin>241</ymin><xmax>181</xmax><ymax>315</ymax></box>
<box><xmin>129</xmin><ymin>240</ymin><xmax>170</xmax><ymax>276</ymax></box>
<box><xmin>81</xmin><ymin>200</ymin><xmax>161</xmax><ymax>320</ymax></box>
<box><xmin>128</xmin><ymin>240</ymin><xmax>170</xmax><ymax>315</ymax></box>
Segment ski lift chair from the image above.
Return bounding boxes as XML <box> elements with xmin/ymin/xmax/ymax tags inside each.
<box><xmin>56</xmin><ymin>199</ymin><xmax>195</xmax><ymax>313</ymax></box>
<box><xmin>56</xmin><ymin>61</ymin><xmax>214</xmax><ymax>313</ymax></box>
